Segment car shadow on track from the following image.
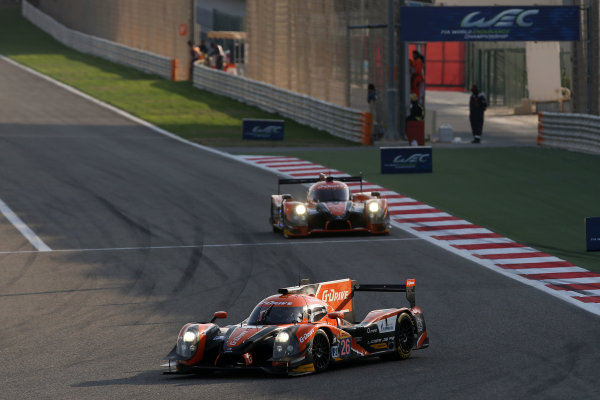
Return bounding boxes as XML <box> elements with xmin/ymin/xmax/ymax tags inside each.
<box><xmin>71</xmin><ymin>357</ymin><xmax>410</xmax><ymax>388</ymax></box>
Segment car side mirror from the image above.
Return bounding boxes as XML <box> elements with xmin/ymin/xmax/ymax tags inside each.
<box><xmin>328</xmin><ymin>311</ymin><xmax>344</xmax><ymax>320</ymax></box>
<box><xmin>328</xmin><ymin>311</ymin><xmax>344</xmax><ymax>327</ymax></box>
<box><xmin>210</xmin><ymin>311</ymin><xmax>227</xmax><ymax>323</ymax></box>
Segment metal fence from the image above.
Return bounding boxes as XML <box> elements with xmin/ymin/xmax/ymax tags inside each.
<box><xmin>22</xmin><ymin>1</ymin><xmax>173</xmax><ymax>80</ymax></box>
<box><xmin>467</xmin><ymin>45</ymin><xmax>528</xmax><ymax>107</ymax></box>
<box><xmin>193</xmin><ymin>64</ymin><xmax>370</xmax><ymax>144</ymax></box>
<box><xmin>538</xmin><ymin>112</ymin><xmax>600</xmax><ymax>154</ymax></box>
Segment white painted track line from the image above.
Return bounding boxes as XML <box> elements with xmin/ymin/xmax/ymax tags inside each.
<box><xmin>0</xmin><ymin>237</ymin><xmax>420</xmax><ymax>255</ymax></box>
<box><xmin>0</xmin><ymin>197</ymin><xmax>51</xmax><ymax>252</ymax></box>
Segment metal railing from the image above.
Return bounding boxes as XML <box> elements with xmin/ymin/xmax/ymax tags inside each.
<box><xmin>22</xmin><ymin>1</ymin><xmax>172</xmax><ymax>80</ymax></box>
<box><xmin>193</xmin><ymin>64</ymin><xmax>370</xmax><ymax>144</ymax></box>
<box><xmin>538</xmin><ymin>112</ymin><xmax>600</xmax><ymax>155</ymax></box>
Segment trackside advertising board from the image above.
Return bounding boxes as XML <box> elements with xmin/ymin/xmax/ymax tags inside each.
<box><xmin>381</xmin><ymin>147</ymin><xmax>432</xmax><ymax>174</ymax></box>
<box><xmin>400</xmin><ymin>6</ymin><xmax>580</xmax><ymax>42</ymax></box>
<box><xmin>242</xmin><ymin>119</ymin><xmax>284</xmax><ymax>140</ymax></box>
<box><xmin>586</xmin><ymin>217</ymin><xmax>600</xmax><ymax>251</ymax></box>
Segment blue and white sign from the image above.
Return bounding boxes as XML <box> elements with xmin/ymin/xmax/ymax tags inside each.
<box><xmin>586</xmin><ymin>217</ymin><xmax>600</xmax><ymax>252</ymax></box>
<box><xmin>400</xmin><ymin>6</ymin><xmax>580</xmax><ymax>42</ymax></box>
<box><xmin>381</xmin><ymin>147</ymin><xmax>432</xmax><ymax>174</ymax></box>
<box><xmin>242</xmin><ymin>119</ymin><xmax>284</xmax><ymax>140</ymax></box>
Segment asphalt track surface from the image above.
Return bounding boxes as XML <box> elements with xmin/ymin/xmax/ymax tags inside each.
<box><xmin>1</xmin><ymin>58</ymin><xmax>599</xmax><ymax>400</ymax></box>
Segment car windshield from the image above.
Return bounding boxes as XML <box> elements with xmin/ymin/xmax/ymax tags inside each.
<box><xmin>248</xmin><ymin>305</ymin><xmax>305</xmax><ymax>325</ymax></box>
<box><xmin>309</xmin><ymin>187</ymin><xmax>349</xmax><ymax>202</ymax></box>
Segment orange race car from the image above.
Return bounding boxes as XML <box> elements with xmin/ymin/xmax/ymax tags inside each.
<box><xmin>270</xmin><ymin>174</ymin><xmax>391</xmax><ymax>237</ymax></box>
<box><xmin>163</xmin><ymin>278</ymin><xmax>429</xmax><ymax>376</ymax></box>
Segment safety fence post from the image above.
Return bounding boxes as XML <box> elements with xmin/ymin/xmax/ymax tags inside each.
<box><xmin>171</xmin><ymin>59</ymin><xmax>178</xmax><ymax>81</ymax></box>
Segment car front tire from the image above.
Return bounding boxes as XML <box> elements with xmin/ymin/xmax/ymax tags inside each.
<box><xmin>310</xmin><ymin>330</ymin><xmax>331</xmax><ymax>372</ymax></box>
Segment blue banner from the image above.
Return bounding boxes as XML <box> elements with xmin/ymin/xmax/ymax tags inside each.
<box><xmin>586</xmin><ymin>217</ymin><xmax>600</xmax><ymax>252</ymax></box>
<box><xmin>381</xmin><ymin>147</ymin><xmax>432</xmax><ymax>174</ymax></box>
<box><xmin>242</xmin><ymin>119</ymin><xmax>284</xmax><ymax>140</ymax></box>
<box><xmin>400</xmin><ymin>6</ymin><xmax>580</xmax><ymax>42</ymax></box>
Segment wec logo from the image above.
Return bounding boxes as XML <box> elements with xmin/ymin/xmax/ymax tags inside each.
<box><xmin>392</xmin><ymin>154</ymin><xmax>430</xmax><ymax>164</ymax></box>
<box><xmin>461</xmin><ymin>9</ymin><xmax>539</xmax><ymax>29</ymax></box>
<box><xmin>252</xmin><ymin>125</ymin><xmax>283</xmax><ymax>135</ymax></box>
<box><xmin>321</xmin><ymin>289</ymin><xmax>349</xmax><ymax>303</ymax></box>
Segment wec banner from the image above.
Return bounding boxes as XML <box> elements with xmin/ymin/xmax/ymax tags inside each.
<box><xmin>242</xmin><ymin>119</ymin><xmax>284</xmax><ymax>140</ymax></box>
<box><xmin>380</xmin><ymin>147</ymin><xmax>432</xmax><ymax>174</ymax></box>
<box><xmin>400</xmin><ymin>6</ymin><xmax>580</xmax><ymax>42</ymax></box>
<box><xmin>586</xmin><ymin>217</ymin><xmax>600</xmax><ymax>252</ymax></box>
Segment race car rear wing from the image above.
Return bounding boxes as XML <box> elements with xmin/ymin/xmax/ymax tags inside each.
<box><xmin>355</xmin><ymin>280</ymin><xmax>416</xmax><ymax>308</ymax></box>
<box><xmin>278</xmin><ymin>175</ymin><xmax>363</xmax><ymax>194</ymax></box>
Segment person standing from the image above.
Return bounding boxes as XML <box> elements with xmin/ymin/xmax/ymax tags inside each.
<box><xmin>469</xmin><ymin>84</ymin><xmax>487</xmax><ymax>143</ymax></box>
<box><xmin>407</xmin><ymin>93</ymin><xmax>424</xmax><ymax>121</ymax></box>
<box><xmin>410</xmin><ymin>50</ymin><xmax>425</xmax><ymax>104</ymax></box>
<box><xmin>367</xmin><ymin>83</ymin><xmax>384</xmax><ymax>140</ymax></box>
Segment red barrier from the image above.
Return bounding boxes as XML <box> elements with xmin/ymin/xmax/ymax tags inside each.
<box><xmin>406</xmin><ymin>120</ymin><xmax>425</xmax><ymax>146</ymax></box>
<box><xmin>361</xmin><ymin>112</ymin><xmax>373</xmax><ymax>146</ymax></box>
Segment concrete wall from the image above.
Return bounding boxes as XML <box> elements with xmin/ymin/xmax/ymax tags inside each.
<box><xmin>36</xmin><ymin>0</ymin><xmax>193</xmax><ymax>81</ymax></box>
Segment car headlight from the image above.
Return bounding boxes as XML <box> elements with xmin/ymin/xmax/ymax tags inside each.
<box><xmin>295</xmin><ymin>204</ymin><xmax>307</xmax><ymax>215</ymax></box>
<box><xmin>368</xmin><ymin>202</ymin><xmax>380</xmax><ymax>213</ymax></box>
<box><xmin>276</xmin><ymin>331</ymin><xmax>290</xmax><ymax>343</ymax></box>
<box><xmin>273</xmin><ymin>330</ymin><xmax>299</xmax><ymax>359</ymax></box>
<box><xmin>183</xmin><ymin>331</ymin><xmax>197</xmax><ymax>343</ymax></box>
<box><xmin>177</xmin><ymin>325</ymin><xmax>199</xmax><ymax>359</ymax></box>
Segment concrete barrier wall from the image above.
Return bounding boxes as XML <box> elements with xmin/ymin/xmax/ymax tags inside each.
<box><xmin>32</xmin><ymin>0</ymin><xmax>192</xmax><ymax>81</ymax></box>
<box><xmin>193</xmin><ymin>64</ymin><xmax>370</xmax><ymax>144</ymax></box>
<box><xmin>538</xmin><ymin>112</ymin><xmax>600</xmax><ymax>155</ymax></box>
<box><xmin>22</xmin><ymin>1</ymin><xmax>173</xmax><ymax>80</ymax></box>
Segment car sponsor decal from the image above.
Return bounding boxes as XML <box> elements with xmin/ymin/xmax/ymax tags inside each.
<box><xmin>337</xmin><ymin>331</ymin><xmax>351</xmax><ymax>340</ymax></box>
<box><xmin>241</xmin><ymin>155</ymin><xmax>600</xmax><ymax>316</ymax></box>
<box><xmin>370</xmin><ymin>343</ymin><xmax>388</xmax><ymax>350</ymax></box>
<box><xmin>376</xmin><ymin>316</ymin><xmax>396</xmax><ymax>333</ymax></box>
<box><xmin>314</xmin><ymin>279</ymin><xmax>353</xmax><ymax>312</ymax></box>
<box><xmin>331</xmin><ymin>345</ymin><xmax>339</xmax><ymax>359</ymax></box>
<box><xmin>298</xmin><ymin>327</ymin><xmax>316</xmax><ymax>344</ymax></box>
<box><xmin>322</xmin><ymin>288</ymin><xmax>350</xmax><ymax>303</ymax></box>
<box><xmin>260</xmin><ymin>300</ymin><xmax>293</xmax><ymax>306</ymax></box>
<box><xmin>291</xmin><ymin>363</ymin><xmax>315</xmax><ymax>373</ymax></box>
<box><xmin>227</xmin><ymin>327</ymin><xmax>262</xmax><ymax>347</ymax></box>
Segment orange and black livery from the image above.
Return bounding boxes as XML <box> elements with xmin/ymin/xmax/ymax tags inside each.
<box><xmin>270</xmin><ymin>174</ymin><xmax>391</xmax><ymax>238</ymax></box>
<box><xmin>163</xmin><ymin>278</ymin><xmax>429</xmax><ymax>376</ymax></box>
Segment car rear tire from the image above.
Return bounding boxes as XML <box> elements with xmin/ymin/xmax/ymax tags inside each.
<box><xmin>310</xmin><ymin>330</ymin><xmax>331</xmax><ymax>372</ymax></box>
<box><xmin>380</xmin><ymin>313</ymin><xmax>414</xmax><ymax>361</ymax></box>
<box><xmin>394</xmin><ymin>313</ymin><xmax>414</xmax><ymax>360</ymax></box>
